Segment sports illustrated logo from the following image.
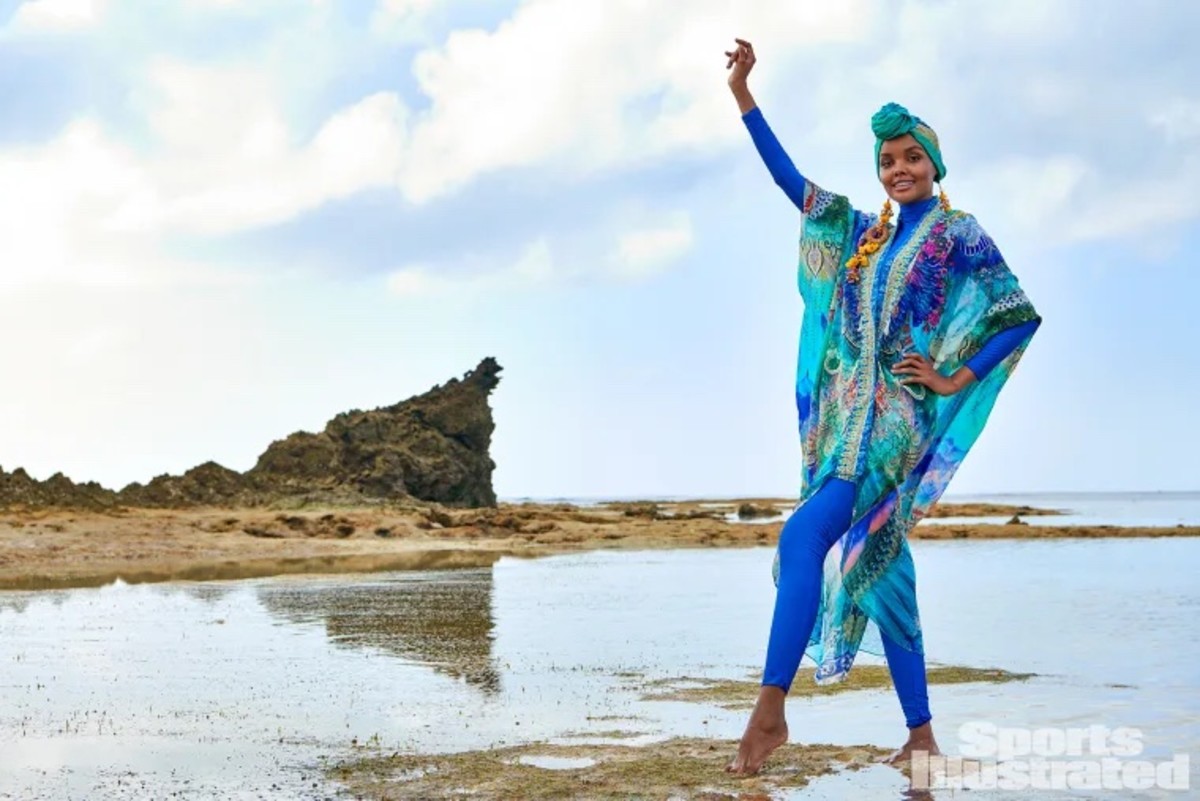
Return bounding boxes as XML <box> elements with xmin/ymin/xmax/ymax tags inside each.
<box><xmin>910</xmin><ymin>722</ymin><xmax>1191</xmax><ymax>792</ymax></box>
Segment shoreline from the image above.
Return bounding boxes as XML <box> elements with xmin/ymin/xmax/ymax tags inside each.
<box><xmin>2</xmin><ymin>500</ymin><xmax>1196</xmax><ymax>592</ymax></box>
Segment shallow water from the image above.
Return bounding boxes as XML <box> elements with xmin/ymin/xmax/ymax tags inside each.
<box><xmin>1</xmin><ymin>538</ymin><xmax>1197</xmax><ymax>799</ymax></box>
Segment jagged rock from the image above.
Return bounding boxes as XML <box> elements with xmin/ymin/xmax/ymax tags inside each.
<box><xmin>0</xmin><ymin>466</ymin><xmax>118</xmax><ymax>510</ymax></box>
<box><xmin>118</xmin><ymin>461</ymin><xmax>251</xmax><ymax>507</ymax></box>
<box><xmin>0</xmin><ymin>357</ymin><xmax>502</xmax><ymax>511</ymax></box>
<box><xmin>604</xmin><ymin>502</ymin><xmax>661</xmax><ymax>519</ymax></box>
<box><xmin>248</xmin><ymin>357</ymin><xmax>501</xmax><ymax>507</ymax></box>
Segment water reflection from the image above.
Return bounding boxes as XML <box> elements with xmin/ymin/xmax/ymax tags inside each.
<box><xmin>257</xmin><ymin>568</ymin><xmax>500</xmax><ymax>692</ymax></box>
<box><xmin>0</xmin><ymin>595</ymin><xmax>32</xmax><ymax>613</ymax></box>
<box><xmin>0</xmin><ymin>582</ymin><xmax>233</xmax><ymax>615</ymax></box>
<box><xmin>178</xmin><ymin>583</ymin><xmax>235</xmax><ymax>605</ymax></box>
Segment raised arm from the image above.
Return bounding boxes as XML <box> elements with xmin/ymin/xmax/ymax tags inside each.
<box><xmin>742</xmin><ymin>106</ymin><xmax>808</xmax><ymax>211</ymax></box>
<box><xmin>726</xmin><ymin>39</ymin><xmax>807</xmax><ymax>211</ymax></box>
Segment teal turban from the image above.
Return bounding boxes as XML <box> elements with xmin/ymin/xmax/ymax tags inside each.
<box><xmin>872</xmin><ymin>102</ymin><xmax>947</xmax><ymax>182</ymax></box>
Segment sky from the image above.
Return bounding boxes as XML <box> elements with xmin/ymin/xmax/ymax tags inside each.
<box><xmin>0</xmin><ymin>0</ymin><xmax>1197</xmax><ymax>500</ymax></box>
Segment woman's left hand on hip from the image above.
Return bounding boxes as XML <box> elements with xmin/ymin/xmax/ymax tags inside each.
<box><xmin>891</xmin><ymin>352</ymin><xmax>958</xmax><ymax>396</ymax></box>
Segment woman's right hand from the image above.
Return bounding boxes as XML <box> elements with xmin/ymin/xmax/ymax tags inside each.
<box><xmin>725</xmin><ymin>38</ymin><xmax>756</xmax><ymax>89</ymax></box>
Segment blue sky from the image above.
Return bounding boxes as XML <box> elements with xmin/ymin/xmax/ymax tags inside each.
<box><xmin>0</xmin><ymin>0</ymin><xmax>1197</xmax><ymax>499</ymax></box>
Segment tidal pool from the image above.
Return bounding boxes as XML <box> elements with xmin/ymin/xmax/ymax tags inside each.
<box><xmin>1</xmin><ymin>537</ymin><xmax>1196</xmax><ymax>799</ymax></box>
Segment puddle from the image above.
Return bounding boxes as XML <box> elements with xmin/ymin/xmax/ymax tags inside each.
<box><xmin>514</xmin><ymin>755</ymin><xmax>597</xmax><ymax>770</ymax></box>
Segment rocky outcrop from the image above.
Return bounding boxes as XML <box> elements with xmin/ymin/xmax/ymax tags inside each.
<box><xmin>736</xmin><ymin>502</ymin><xmax>781</xmax><ymax>520</ymax></box>
<box><xmin>247</xmin><ymin>357</ymin><xmax>501</xmax><ymax>507</ymax></box>
<box><xmin>119</xmin><ymin>462</ymin><xmax>253</xmax><ymax>508</ymax></box>
<box><xmin>0</xmin><ymin>468</ymin><xmax>118</xmax><ymax>510</ymax></box>
<box><xmin>0</xmin><ymin>358</ymin><xmax>502</xmax><ymax>510</ymax></box>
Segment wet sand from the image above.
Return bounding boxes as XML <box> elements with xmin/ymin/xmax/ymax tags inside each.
<box><xmin>330</xmin><ymin>665</ymin><xmax>1034</xmax><ymax>799</ymax></box>
<box><xmin>1</xmin><ymin>499</ymin><xmax>1196</xmax><ymax>591</ymax></box>
<box><xmin>333</xmin><ymin>737</ymin><xmax>890</xmax><ymax>800</ymax></box>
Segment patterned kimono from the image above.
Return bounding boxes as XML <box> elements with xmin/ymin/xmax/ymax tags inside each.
<box><xmin>775</xmin><ymin>180</ymin><xmax>1042</xmax><ymax>684</ymax></box>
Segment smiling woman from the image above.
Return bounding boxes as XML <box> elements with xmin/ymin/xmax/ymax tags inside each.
<box><xmin>720</xmin><ymin>37</ymin><xmax>1043</xmax><ymax>777</ymax></box>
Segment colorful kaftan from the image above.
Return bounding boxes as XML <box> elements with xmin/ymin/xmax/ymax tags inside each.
<box><xmin>777</xmin><ymin>180</ymin><xmax>1042</xmax><ymax>684</ymax></box>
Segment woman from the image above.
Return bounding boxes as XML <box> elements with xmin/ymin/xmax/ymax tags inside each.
<box><xmin>722</xmin><ymin>38</ymin><xmax>1042</xmax><ymax>775</ymax></box>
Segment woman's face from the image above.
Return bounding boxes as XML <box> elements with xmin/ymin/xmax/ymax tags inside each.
<box><xmin>878</xmin><ymin>134</ymin><xmax>935</xmax><ymax>204</ymax></box>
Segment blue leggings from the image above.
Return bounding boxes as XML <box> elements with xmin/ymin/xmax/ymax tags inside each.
<box><xmin>762</xmin><ymin>477</ymin><xmax>932</xmax><ymax>729</ymax></box>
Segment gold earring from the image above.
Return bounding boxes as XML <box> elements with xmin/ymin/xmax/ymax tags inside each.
<box><xmin>938</xmin><ymin>185</ymin><xmax>951</xmax><ymax>212</ymax></box>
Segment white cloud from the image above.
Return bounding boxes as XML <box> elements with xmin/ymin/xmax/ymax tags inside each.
<box><xmin>385</xmin><ymin>210</ymin><xmax>694</xmax><ymax>296</ymax></box>
<box><xmin>611</xmin><ymin>213</ymin><xmax>693</xmax><ymax>281</ymax></box>
<box><xmin>0</xmin><ymin>120</ymin><xmax>150</xmax><ymax>288</ymax></box>
<box><xmin>958</xmin><ymin>149</ymin><xmax>1200</xmax><ymax>248</ymax></box>
<box><xmin>107</xmin><ymin>61</ymin><xmax>408</xmax><ymax>236</ymax></box>
<box><xmin>63</xmin><ymin>323</ymin><xmax>136</xmax><ymax>362</ymax></box>
<box><xmin>0</xmin><ymin>64</ymin><xmax>408</xmax><ymax>293</ymax></box>
<box><xmin>396</xmin><ymin>0</ymin><xmax>875</xmax><ymax>203</ymax></box>
<box><xmin>1151</xmin><ymin>99</ymin><xmax>1200</xmax><ymax>142</ymax></box>
<box><xmin>510</xmin><ymin>238</ymin><xmax>555</xmax><ymax>283</ymax></box>
<box><xmin>370</xmin><ymin>0</ymin><xmax>443</xmax><ymax>42</ymax></box>
<box><xmin>10</xmin><ymin>0</ymin><xmax>106</xmax><ymax>31</ymax></box>
<box><xmin>386</xmin><ymin>265</ymin><xmax>439</xmax><ymax>295</ymax></box>
<box><xmin>4</xmin><ymin>0</ymin><xmax>1199</xmax><ymax>297</ymax></box>
<box><xmin>1062</xmin><ymin>157</ymin><xmax>1200</xmax><ymax>242</ymax></box>
<box><xmin>957</xmin><ymin>155</ymin><xmax>1090</xmax><ymax>240</ymax></box>
<box><xmin>387</xmin><ymin>237</ymin><xmax>558</xmax><ymax>295</ymax></box>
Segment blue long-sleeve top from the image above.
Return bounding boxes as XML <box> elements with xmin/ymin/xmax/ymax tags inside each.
<box><xmin>741</xmin><ymin>106</ymin><xmax>1035</xmax><ymax>381</ymax></box>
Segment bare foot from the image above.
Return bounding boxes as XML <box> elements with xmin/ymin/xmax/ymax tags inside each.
<box><xmin>726</xmin><ymin>686</ymin><xmax>789</xmax><ymax>775</ymax></box>
<box><xmin>882</xmin><ymin>721</ymin><xmax>940</xmax><ymax>765</ymax></box>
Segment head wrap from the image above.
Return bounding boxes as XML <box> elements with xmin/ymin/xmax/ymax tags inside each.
<box><xmin>872</xmin><ymin>102</ymin><xmax>947</xmax><ymax>182</ymax></box>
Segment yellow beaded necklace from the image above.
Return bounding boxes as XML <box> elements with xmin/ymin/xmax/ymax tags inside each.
<box><xmin>845</xmin><ymin>188</ymin><xmax>952</xmax><ymax>283</ymax></box>
<box><xmin>845</xmin><ymin>200</ymin><xmax>892</xmax><ymax>284</ymax></box>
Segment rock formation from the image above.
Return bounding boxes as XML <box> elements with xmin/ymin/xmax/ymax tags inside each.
<box><xmin>0</xmin><ymin>357</ymin><xmax>502</xmax><ymax>510</ymax></box>
<box><xmin>247</xmin><ymin>356</ymin><xmax>501</xmax><ymax>507</ymax></box>
<box><xmin>0</xmin><ymin>468</ymin><xmax>118</xmax><ymax>509</ymax></box>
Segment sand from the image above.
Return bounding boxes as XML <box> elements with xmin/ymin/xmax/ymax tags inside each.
<box><xmin>1</xmin><ymin>499</ymin><xmax>1195</xmax><ymax>591</ymax></box>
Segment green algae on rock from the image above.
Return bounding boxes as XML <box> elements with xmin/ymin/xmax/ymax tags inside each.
<box><xmin>330</xmin><ymin>736</ymin><xmax>890</xmax><ymax>800</ymax></box>
<box><xmin>639</xmin><ymin>665</ymin><xmax>1036</xmax><ymax>709</ymax></box>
